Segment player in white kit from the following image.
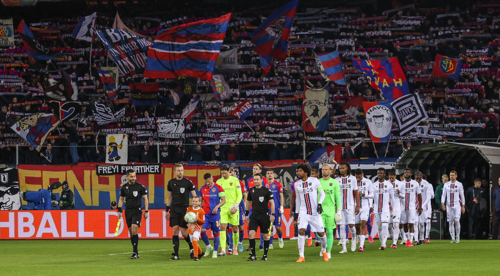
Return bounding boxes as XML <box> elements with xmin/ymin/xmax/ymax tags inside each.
<box><xmin>416</xmin><ymin>172</ymin><xmax>434</xmax><ymax>245</ymax></box>
<box><xmin>354</xmin><ymin>168</ymin><xmax>373</xmax><ymax>252</ymax></box>
<box><xmin>294</xmin><ymin>163</ymin><xmax>328</xmax><ymax>262</ymax></box>
<box><xmin>400</xmin><ymin>168</ymin><xmax>422</xmax><ymax>247</ymax></box>
<box><xmin>335</xmin><ymin>162</ymin><xmax>360</xmax><ymax>254</ymax></box>
<box><xmin>441</xmin><ymin>170</ymin><xmax>465</xmax><ymax>243</ymax></box>
<box><xmin>387</xmin><ymin>169</ymin><xmax>403</xmax><ymax>248</ymax></box>
<box><xmin>373</xmin><ymin>168</ymin><xmax>395</xmax><ymax>250</ymax></box>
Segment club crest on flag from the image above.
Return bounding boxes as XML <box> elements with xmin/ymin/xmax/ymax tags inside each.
<box><xmin>440</xmin><ymin>57</ymin><xmax>456</xmax><ymax>74</ymax></box>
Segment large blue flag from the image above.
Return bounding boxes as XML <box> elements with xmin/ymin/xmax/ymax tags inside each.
<box><xmin>144</xmin><ymin>13</ymin><xmax>231</xmax><ymax>81</ymax></box>
<box><xmin>250</xmin><ymin>0</ymin><xmax>298</xmax><ymax>76</ymax></box>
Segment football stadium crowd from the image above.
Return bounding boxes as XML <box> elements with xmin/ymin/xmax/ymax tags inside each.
<box><xmin>1</xmin><ymin>0</ymin><xmax>500</xmax><ymax>165</ymax></box>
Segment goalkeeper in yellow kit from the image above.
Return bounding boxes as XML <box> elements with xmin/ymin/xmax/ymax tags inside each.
<box><xmin>216</xmin><ymin>164</ymin><xmax>243</xmax><ymax>256</ymax></box>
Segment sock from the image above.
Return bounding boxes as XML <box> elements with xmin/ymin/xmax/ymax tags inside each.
<box><xmin>306</xmin><ymin>225</ymin><xmax>311</xmax><ymax>238</ymax></box>
<box><xmin>359</xmin><ymin>235</ymin><xmax>365</xmax><ymax>249</ymax></box>
<box><xmin>220</xmin><ymin>230</ymin><xmax>226</xmax><ymax>251</ymax></box>
<box><xmin>367</xmin><ymin>218</ymin><xmax>373</xmax><ymax>235</ymax></box>
<box><xmin>401</xmin><ymin>229</ymin><xmax>406</xmax><ymax>241</ymax></box>
<box><xmin>425</xmin><ymin>219</ymin><xmax>431</xmax><ymax>239</ymax></box>
<box><xmin>227</xmin><ymin>231</ymin><xmax>233</xmax><ymax>250</ymax></box>
<box><xmin>239</xmin><ymin>231</ymin><xmax>244</xmax><ymax>244</ymax></box>
<box><xmin>449</xmin><ymin>221</ymin><xmax>455</xmax><ymax>240</ymax></box>
<box><xmin>392</xmin><ymin>223</ymin><xmax>400</xmax><ymax>244</ymax></box>
<box><xmin>250</xmin><ymin>239</ymin><xmax>256</xmax><ymax>256</ymax></box>
<box><xmin>132</xmin><ymin>234</ymin><xmax>138</xmax><ymax>253</ymax></box>
<box><xmin>454</xmin><ymin>218</ymin><xmax>460</xmax><ymax>239</ymax></box>
<box><xmin>201</xmin><ymin>231</ymin><xmax>210</xmax><ymax>247</ymax></box>
<box><xmin>419</xmin><ymin>223</ymin><xmax>425</xmax><ymax>241</ymax></box>
<box><xmin>315</xmin><ymin>233</ymin><xmax>320</xmax><ymax>241</ymax></box>
<box><xmin>232</xmin><ymin>231</ymin><xmax>239</xmax><ymax>250</ymax></box>
<box><xmin>326</xmin><ymin>229</ymin><xmax>334</xmax><ymax>252</ymax></box>
<box><xmin>320</xmin><ymin>234</ymin><xmax>327</xmax><ymax>252</ymax></box>
<box><xmin>193</xmin><ymin>240</ymin><xmax>199</xmax><ymax>258</ymax></box>
<box><xmin>278</xmin><ymin>232</ymin><xmax>283</xmax><ymax>240</ymax></box>
<box><xmin>350</xmin><ymin>226</ymin><xmax>357</xmax><ymax>244</ymax></box>
<box><xmin>340</xmin><ymin>226</ymin><xmax>347</xmax><ymax>251</ymax></box>
<box><xmin>184</xmin><ymin>234</ymin><xmax>193</xmax><ymax>250</ymax></box>
<box><xmin>264</xmin><ymin>239</ymin><xmax>270</xmax><ymax>256</ymax></box>
<box><xmin>173</xmin><ymin>235</ymin><xmax>180</xmax><ymax>256</ymax></box>
<box><xmin>381</xmin><ymin>224</ymin><xmax>388</xmax><ymax>247</ymax></box>
<box><xmin>270</xmin><ymin>235</ymin><xmax>274</xmax><ymax>245</ymax></box>
<box><xmin>337</xmin><ymin>226</ymin><xmax>341</xmax><ymax>239</ymax></box>
<box><xmin>298</xmin><ymin>235</ymin><xmax>305</xmax><ymax>258</ymax></box>
<box><xmin>294</xmin><ymin>223</ymin><xmax>298</xmax><ymax>237</ymax></box>
<box><xmin>260</xmin><ymin>233</ymin><xmax>264</xmax><ymax>247</ymax></box>
<box><xmin>409</xmin><ymin>232</ymin><xmax>414</xmax><ymax>243</ymax></box>
<box><xmin>405</xmin><ymin>232</ymin><xmax>410</xmax><ymax>241</ymax></box>
<box><xmin>214</xmin><ymin>232</ymin><xmax>220</xmax><ymax>251</ymax></box>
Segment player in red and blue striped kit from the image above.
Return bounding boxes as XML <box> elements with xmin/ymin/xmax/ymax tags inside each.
<box><xmin>266</xmin><ymin>169</ymin><xmax>284</xmax><ymax>249</ymax></box>
<box><xmin>199</xmin><ymin>173</ymin><xmax>226</xmax><ymax>258</ymax></box>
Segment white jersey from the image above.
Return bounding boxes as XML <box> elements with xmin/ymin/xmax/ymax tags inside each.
<box><xmin>356</xmin><ymin>177</ymin><xmax>374</xmax><ymax>209</ymax></box>
<box><xmin>441</xmin><ymin>181</ymin><xmax>465</xmax><ymax>208</ymax></box>
<box><xmin>336</xmin><ymin>175</ymin><xmax>358</xmax><ymax>210</ymax></box>
<box><xmin>389</xmin><ymin>179</ymin><xmax>404</xmax><ymax>212</ymax></box>
<box><xmin>373</xmin><ymin>180</ymin><xmax>394</xmax><ymax>213</ymax></box>
<box><xmin>418</xmin><ymin>180</ymin><xmax>434</xmax><ymax>211</ymax></box>
<box><xmin>401</xmin><ymin>179</ymin><xmax>421</xmax><ymax>211</ymax></box>
<box><xmin>294</xmin><ymin>177</ymin><xmax>325</xmax><ymax>216</ymax></box>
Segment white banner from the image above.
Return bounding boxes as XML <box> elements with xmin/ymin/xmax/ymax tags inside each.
<box><xmin>105</xmin><ymin>134</ymin><xmax>128</xmax><ymax>164</ymax></box>
<box><xmin>391</xmin><ymin>94</ymin><xmax>428</xmax><ymax>135</ymax></box>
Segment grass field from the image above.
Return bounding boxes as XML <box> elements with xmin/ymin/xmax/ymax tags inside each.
<box><xmin>1</xmin><ymin>239</ymin><xmax>498</xmax><ymax>276</ymax></box>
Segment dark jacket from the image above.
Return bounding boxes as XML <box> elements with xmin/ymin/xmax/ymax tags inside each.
<box><xmin>60</xmin><ymin>189</ymin><xmax>74</xmax><ymax>210</ymax></box>
<box><xmin>493</xmin><ymin>186</ymin><xmax>500</xmax><ymax>212</ymax></box>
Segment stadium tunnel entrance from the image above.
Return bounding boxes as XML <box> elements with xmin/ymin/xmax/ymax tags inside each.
<box><xmin>396</xmin><ymin>142</ymin><xmax>500</xmax><ymax>238</ymax></box>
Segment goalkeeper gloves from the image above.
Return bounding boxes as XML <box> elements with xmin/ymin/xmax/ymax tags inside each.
<box><xmin>317</xmin><ymin>204</ymin><xmax>323</xmax><ymax>214</ymax></box>
<box><xmin>335</xmin><ymin>210</ymin><xmax>342</xmax><ymax>223</ymax></box>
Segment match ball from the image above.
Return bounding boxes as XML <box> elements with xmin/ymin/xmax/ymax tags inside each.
<box><xmin>184</xmin><ymin>212</ymin><xmax>197</xmax><ymax>223</ymax></box>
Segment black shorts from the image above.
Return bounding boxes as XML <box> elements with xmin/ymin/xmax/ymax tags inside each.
<box><xmin>125</xmin><ymin>208</ymin><xmax>142</xmax><ymax>228</ymax></box>
<box><xmin>170</xmin><ymin>206</ymin><xmax>188</xmax><ymax>228</ymax></box>
<box><xmin>249</xmin><ymin>213</ymin><xmax>271</xmax><ymax>234</ymax></box>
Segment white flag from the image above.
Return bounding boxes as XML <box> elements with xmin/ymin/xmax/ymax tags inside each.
<box><xmin>391</xmin><ymin>94</ymin><xmax>428</xmax><ymax>135</ymax></box>
<box><xmin>73</xmin><ymin>12</ymin><xmax>97</xmax><ymax>42</ymax></box>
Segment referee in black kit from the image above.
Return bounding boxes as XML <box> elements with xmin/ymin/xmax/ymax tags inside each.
<box><xmin>245</xmin><ymin>173</ymin><xmax>275</xmax><ymax>261</ymax></box>
<box><xmin>117</xmin><ymin>169</ymin><xmax>149</xmax><ymax>259</ymax></box>
<box><xmin>165</xmin><ymin>164</ymin><xmax>197</xmax><ymax>260</ymax></box>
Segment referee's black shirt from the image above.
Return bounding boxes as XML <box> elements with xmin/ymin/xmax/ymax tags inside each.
<box><xmin>247</xmin><ymin>186</ymin><xmax>273</xmax><ymax>215</ymax></box>
<box><xmin>120</xmin><ymin>182</ymin><xmax>147</xmax><ymax>209</ymax></box>
<box><xmin>167</xmin><ymin>177</ymin><xmax>196</xmax><ymax>207</ymax></box>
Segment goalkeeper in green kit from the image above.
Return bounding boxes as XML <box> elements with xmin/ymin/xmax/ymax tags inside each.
<box><xmin>319</xmin><ymin>160</ymin><xmax>342</xmax><ymax>260</ymax></box>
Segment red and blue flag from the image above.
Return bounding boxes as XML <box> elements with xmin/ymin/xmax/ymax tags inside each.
<box><xmin>315</xmin><ymin>51</ymin><xmax>346</xmax><ymax>85</ymax></box>
<box><xmin>144</xmin><ymin>13</ymin><xmax>231</xmax><ymax>81</ymax></box>
<box><xmin>432</xmin><ymin>54</ymin><xmax>462</xmax><ymax>80</ymax></box>
<box><xmin>352</xmin><ymin>57</ymin><xmax>410</xmax><ymax>102</ymax></box>
<box><xmin>232</xmin><ymin>100</ymin><xmax>255</xmax><ymax>121</ymax></box>
<box><xmin>17</xmin><ymin>20</ymin><xmax>58</xmax><ymax>61</ymax></box>
<box><xmin>250</xmin><ymin>0</ymin><xmax>298</xmax><ymax>76</ymax></box>
<box><xmin>362</xmin><ymin>101</ymin><xmax>393</xmax><ymax>143</ymax></box>
<box><xmin>97</xmin><ymin>68</ymin><xmax>118</xmax><ymax>100</ymax></box>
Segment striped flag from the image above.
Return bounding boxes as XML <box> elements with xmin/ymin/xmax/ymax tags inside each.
<box><xmin>96</xmin><ymin>67</ymin><xmax>118</xmax><ymax>100</ymax></box>
<box><xmin>181</xmin><ymin>97</ymin><xmax>200</xmax><ymax>124</ymax></box>
<box><xmin>249</xmin><ymin>0</ymin><xmax>298</xmax><ymax>76</ymax></box>
<box><xmin>314</xmin><ymin>51</ymin><xmax>346</xmax><ymax>85</ymax></box>
<box><xmin>210</xmin><ymin>74</ymin><xmax>231</xmax><ymax>102</ymax></box>
<box><xmin>144</xmin><ymin>13</ymin><xmax>231</xmax><ymax>81</ymax></box>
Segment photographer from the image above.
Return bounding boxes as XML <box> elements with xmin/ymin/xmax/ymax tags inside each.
<box><xmin>59</xmin><ymin>181</ymin><xmax>74</xmax><ymax>210</ymax></box>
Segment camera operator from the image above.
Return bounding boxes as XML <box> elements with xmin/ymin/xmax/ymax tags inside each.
<box><xmin>59</xmin><ymin>181</ymin><xmax>75</xmax><ymax>210</ymax></box>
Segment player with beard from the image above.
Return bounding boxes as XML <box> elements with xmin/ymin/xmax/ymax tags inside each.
<box><xmin>441</xmin><ymin>170</ymin><xmax>465</xmax><ymax>243</ymax></box>
<box><xmin>373</xmin><ymin>168</ymin><xmax>395</xmax><ymax>250</ymax></box>
<box><xmin>335</xmin><ymin>162</ymin><xmax>360</xmax><ymax>253</ymax></box>
<box><xmin>400</xmin><ymin>168</ymin><xmax>422</xmax><ymax>247</ymax></box>
<box><xmin>387</xmin><ymin>169</ymin><xmax>403</xmax><ymax>248</ymax></box>
<box><xmin>354</xmin><ymin>168</ymin><xmax>373</xmax><ymax>252</ymax></box>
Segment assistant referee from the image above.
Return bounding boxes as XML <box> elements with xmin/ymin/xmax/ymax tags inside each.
<box><xmin>245</xmin><ymin>173</ymin><xmax>275</xmax><ymax>261</ymax></box>
<box><xmin>117</xmin><ymin>169</ymin><xmax>149</xmax><ymax>259</ymax></box>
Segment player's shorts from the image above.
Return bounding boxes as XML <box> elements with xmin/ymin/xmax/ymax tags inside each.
<box><xmin>401</xmin><ymin>209</ymin><xmax>416</xmax><ymax>224</ymax></box>
<box><xmin>191</xmin><ymin>230</ymin><xmax>201</xmax><ymax>240</ymax></box>
<box><xmin>220</xmin><ymin>207</ymin><xmax>239</xmax><ymax>226</ymax></box>
<box><xmin>298</xmin><ymin>213</ymin><xmax>324</xmax><ymax>233</ymax></box>
<box><xmin>272</xmin><ymin>212</ymin><xmax>282</xmax><ymax>227</ymax></box>
<box><xmin>170</xmin><ymin>206</ymin><xmax>188</xmax><ymax>228</ymax></box>
<box><xmin>355</xmin><ymin>207</ymin><xmax>370</xmax><ymax>224</ymax></box>
<box><xmin>125</xmin><ymin>208</ymin><xmax>142</xmax><ymax>228</ymax></box>
<box><xmin>321</xmin><ymin>214</ymin><xmax>336</xmax><ymax>229</ymax></box>
<box><xmin>249</xmin><ymin>213</ymin><xmax>271</xmax><ymax>234</ymax></box>
<box><xmin>109</xmin><ymin>150</ymin><xmax>119</xmax><ymax>159</ymax></box>
<box><xmin>446</xmin><ymin>206</ymin><xmax>461</xmax><ymax>222</ymax></box>
<box><xmin>202</xmin><ymin>214</ymin><xmax>220</xmax><ymax>232</ymax></box>
<box><xmin>338</xmin><ymin>209</ymin><xmax>355</xmax><ymax>225</ymax></box>
<box><xmin>390</xmin><ymin>210</ymin><xmax>401</xmax><ymax>224</ymax></box>
<box><xmin>375</xmin><ymin>211</ymin><xmax>390</xmax><ymax>224</ymax></box>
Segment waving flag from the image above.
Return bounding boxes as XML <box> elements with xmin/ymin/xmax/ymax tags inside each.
<box><xmin>97</xmin><ymin>67</ymin><xmax>118</xmax><ymax>100</ymax></box>
<box><xmin>17</xmin><ymin>20</ymin><xmax>57</xmax><ymax>61</ymax></box>
<box><xmin>363</xmin><ymin>101</ymin><xmax>393</xmax><ymax>143</ymax></box>
<box><xmin>72</xmin><ymin>12</ymin><xmax>97</xmax><ymax>42</ymax></box>
<box><xmin>309</xmin><ymin>145</ymin><xmax>342</xmax><ymax>164</ymax></box>
<box><xmin>130</xmin><ymin>83</ymin><xmax>159</xmax><ymax>106</ymax></box>
<box><xmin>391</xmin><ymin>94</ymin><xmax>428</xmax><ymax>135</ymax></box>
<box><xmin>250</xmin><ymin>0</ymin><xmax>298</xmax><ymax>76</ymax></box>
<box><xmin>112</xmin><ymin>12</ymin><xmax>148</xmax><ymax>39</ymax></box>
<box><xmin>232</xmin><ymin>100</ymin><xmax>255</xmax><ymax>121</ymax></box>
<box><xmin>314</xmin><ymin>51</ymin><xmax>346</xmax><ymax>85</ymax></box>
<box><xmin>432</xmin><ymin>54</ymin><xmax>462</xmax><ymax>80</ymax></box>
<box><xmin>211</xmin><ymin>74</ymin><xmax>231</xmax><ymax>102</ymax></box>
<box><xmin>181</xmin><ymin>97</ymin><xmax>200</xmax><ymax>124</ymax></box>
<box><xmin>352</xmin><ymin>57</ymin><xmax>410</xmax><ymax>102</ymax></box>
<box><xmin>144</xmin><ymin>13</ymin><xmax>231</xmax><ymax>81</ymax></box>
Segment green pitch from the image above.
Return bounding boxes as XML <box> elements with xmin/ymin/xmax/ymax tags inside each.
<box><xmin>2</xmin><ymin>239</ymin><xmax>498</xmax><ymax>275</ymax></box>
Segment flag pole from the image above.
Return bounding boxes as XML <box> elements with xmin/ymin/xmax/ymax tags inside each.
<box><xmin>384</xmin><ymin>138</ymin><xmax>390</xmax><ymax>157</ymax></box>
<box><xmin>244</xmin><ymin>120</ymin><xmax>255</xmax><ymax>133</ymax></box>
<box><xmin>89</xmin><ymin>41</ymin><xmax>93</xmax><ymax>77</ymax></box>
<box><xmin>371</xmin><ymin>140</ymin><xmax>379</xmax><ymax>159</ymax></box>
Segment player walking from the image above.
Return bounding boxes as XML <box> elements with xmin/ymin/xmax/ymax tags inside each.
<box><xmin>354</xmin><ymin>168</ymin><xmax>373</xmax><ymax>252</ymax></box>
<box><xmin>165</xmin><ymin>164</ymin><xmax>197</xmax><ymax>260</ymax></box>
<box><xmin>217</xmin><ymin>164</ymin><xmax>243</xmax><ymax>255</ymax></box>
<box><xmin>387</xmin><ymin>169</ymin><xmax>403</xmax><ymax>248</ymax></box>
<box><xmin>294</xmin><ymin>163</ymin><xmax>328</xmax><ymax>263</ymax></box>
<box><xmin>373</xmin><ymin>168</ymin><xmax>395</xmax><ymax>250</ymax></box>
<box><xmin>441</xmin><ymin>170</ymin><xmax>465</xmax><ymax>243</ymax></box>
<box><xmin>416</xmin><ymin>172</ymin><xmax>433</xmax><ymax>245</ymax></box>
<box><xmin>335</xmin><ymin>162</ymin><xmax>360</xmax><ymax>253</ymax></box>
<box><xmin>245</xmin><ymin>173</ymin><xmax>275</xmax><ymax>261</ymax></box>
<box><xmin>229</xmin><ymin>167</ymin><xmax>247</xmax><ymax>253</ymax></box>
<box><xmin>199</xmin><ymin>173</ymin><xmax>226</xmax><ymax>258</ymax></box>
<box><xmin>319</xmin><ymin>163</ymin><xmax>341</xmax><ymax>259</ymax></box>
<box><xmin>117</xmin><ymin>169</ymin><xmax>149</xmax><ymax>259</ymax></box>
<box><xmin>400</xmin><ymin>168</ymin><xmax>422</xmax><ymax>247</ymax></box>
<box><xmin>186</xmin><ymin>196</ymin><xmax>206</xmax><ymax>261</ymax></box>
<box><xmin>265</xmin><ymin>169</ymin><xmax>285</xmax><ymax>249</ymax></box>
